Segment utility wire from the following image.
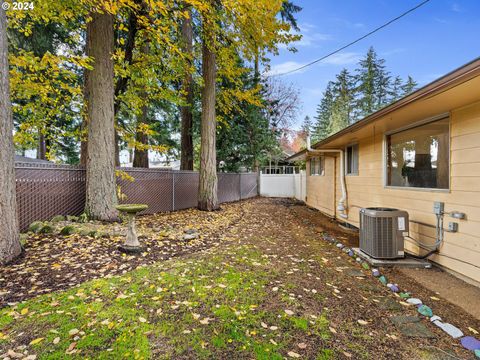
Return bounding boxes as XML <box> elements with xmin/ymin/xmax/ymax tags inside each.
<box><xmin>269</xmin><ymin>0</ymin><xmax>431</xmax><ymax>77</ymax></box>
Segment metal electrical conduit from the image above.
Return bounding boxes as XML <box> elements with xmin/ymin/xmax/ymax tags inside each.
<box><xmin>305</xmin><ymin>137</ymin><xmax>348</xmax><ymax>219</ymax></box>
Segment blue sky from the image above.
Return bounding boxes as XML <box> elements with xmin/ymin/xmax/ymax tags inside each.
<box><xmin>265</xmin><ymin>0</ymin><xmax>480</xmax><ymax>129</ymax></box>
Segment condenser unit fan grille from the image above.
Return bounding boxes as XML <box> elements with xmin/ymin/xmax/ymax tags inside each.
<box><xmin>359</xmin><ymin>207</ymin><xmax>408</xmax><ymax>259</ymax></box>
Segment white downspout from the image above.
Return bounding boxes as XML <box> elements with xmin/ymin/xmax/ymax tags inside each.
<box><xmin>306</xmin><ymin>137</ymin><xmax>348</xmax><ymax>219</ymax></box>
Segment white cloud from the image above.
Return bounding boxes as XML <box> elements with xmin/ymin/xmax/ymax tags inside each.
<box><xmin>451</xmin><ymin>3</ymin><xmax>462</xmax><ymax>12</ymax></box>
<box><xmin>264</xmin><ymin>61</ymin><xmax>307</xmax><ymax>76</ymax></box>
<box><xmin>320</xmin><ymin>52</ymin><xmax>362</xmax><ymax>65</ymax></box>
<box><xmin>279</xmin><ymin>22</ymin><xmax>332</xmax><ymax>50</ymax></box>
<box><xmin>331</xmin><ymin>18</ymin><xmax>365</xmax><ymax>29</ymax></box>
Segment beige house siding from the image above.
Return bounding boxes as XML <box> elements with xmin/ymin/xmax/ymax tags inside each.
<box><xmin>307</xmin><ymin>101</ymin><xmax>480</xmax><ymax>284</ymax></box>
<box><xmin>306</xmin><ymin>157</ymin><xmax>335</xmax><ymax>216</ymax></box>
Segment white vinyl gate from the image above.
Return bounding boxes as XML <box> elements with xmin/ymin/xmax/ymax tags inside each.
<box><xmin>259</xmin><ymin>171</ymin><xmax>306</xmax><ymax>201</ymax></box>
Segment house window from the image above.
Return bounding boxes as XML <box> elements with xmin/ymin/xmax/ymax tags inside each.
<box><xmin>310</xmin><ymin>156</ymin><xmax>325</xmax><ymax>176</ymax></box>
<box><xmin>345</xmin><ymin>144</ymin><xmax>359</xmax><ymax>175</ymax></box>
<box><xmin>387</xmin><ymin>117</ymin><xmax>449</xmax><ymax>189</ymax></box>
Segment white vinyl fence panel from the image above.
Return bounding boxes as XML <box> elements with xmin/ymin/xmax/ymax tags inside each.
<box><xmin>259</xmin><ymin>171</ymin><xmax>306</xmax><ymax>201</ymax></box>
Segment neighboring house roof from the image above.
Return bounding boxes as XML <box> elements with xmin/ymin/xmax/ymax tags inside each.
<box><xmin>287</xmin><ymin>56</ymin><xmax>480</xmax><ymax>162</ymax></box>
<box><xmin>14</xmin><ymin>155</ymin><xmax>52</xmax><ymax>164</ymax></box>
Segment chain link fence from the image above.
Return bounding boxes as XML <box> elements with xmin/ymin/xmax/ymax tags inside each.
<box><xmin>15</xmin><ymin>162</ymin><xmax>258</xmax><ymax>232</ymax></box>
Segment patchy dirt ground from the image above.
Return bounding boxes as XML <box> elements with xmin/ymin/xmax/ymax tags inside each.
<box><xmin>0</xmin><ymin>204</ymin><xmax>247</xmax><ymax>305</ymax></box>
<box><xmin>1</xmin><ymin>198</ymin><xmax>479</xmax><ymax>359</ymax></box>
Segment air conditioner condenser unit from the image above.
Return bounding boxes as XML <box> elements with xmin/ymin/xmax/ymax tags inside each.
<box><xmin>359</xmin><ymin>207</ymin><xmax>409</xmax><ymax>259</ymax></box>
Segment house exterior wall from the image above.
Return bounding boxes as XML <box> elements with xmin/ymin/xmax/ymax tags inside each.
<box><xmin>307</xmin><ymin>100</ymin><xmax>480</xmax><ymax>284</ymax></box>
<box><xmin>306</xmin><ymin>156</ymin><xmax>336</xmax><ymax>216</ymax></box>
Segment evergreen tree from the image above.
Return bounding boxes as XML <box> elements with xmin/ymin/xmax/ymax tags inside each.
<box><xmin>332</xmin><ymin>68</ymin><xmax>355</xmax><ymax>125</ymax></box>
<box><xmin>389</xmin><ymin>75</ymin><xmax>404</xmax><ymax>102</ymax></box>
<box><xmin>301</xmin><ymin>116</ymin><xmax>312</xmax><ymax>136</ymax></box>
<box><xmin>402</xmin><ymin>75</ymin><xmax>418</xmax><ymax>96</ymax></box>
<box><xmin>355</xmin><ymin>47</ymin><xmax>391</xmax><ymax>119</ymax></box>
<box><xmin>312</xmin><ymin>81</ymin><xmax>334</xmax><ymax>142</ymax></box>
<box><xmin>311</xmin><ymin>47</ymin><xmax>417</xmax><ymax>140</ymax></box>
<box><xmin>0</xmin><ymin>8</ymin><xmax>22</xmax><ymax>264</ymax></box>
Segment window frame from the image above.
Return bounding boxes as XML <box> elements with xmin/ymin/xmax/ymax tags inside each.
<box><xmin>309</xmin><ymin>156</ymin><xmax>325</xmax><ymax>176</ymax></box>
<box><xmin>383</xmin><ymin>113</ymin><xmax>451</xmax><ymax>192</ymax></box>
<box><xmin>345</xmin><ymin>143</ymin><xmax>359</xmax><ymax>176</ymax></box>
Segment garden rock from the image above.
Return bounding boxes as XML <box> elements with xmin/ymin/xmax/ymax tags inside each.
<box><xmin>378</xmin><ymin>275</ymin><xmax>387</xmax><ymax>285</ymax></box>
<box><xmin>361</xmin><ymin>262</ymin><xmax>370</xmax><ymax>270</ymax></box>
<box><xmin>372</xmin><ymin>269</ymin><xmax>380</xmax><ymax>277</ymax></box>
<box><xmin>406</xmin><ymin>298</ymin><xmax>422</xmax><ymax>306</ymax></box>
<box><xmin>387</xmin><ymin>283</ymin><xmax>399</xmax><ymax>292</ymax></box>
<box><xmin>417</xmin><ymin>304</ymin><xmax>433</xmax><ymax>317</ymax></box>
<box><xmin>475</xmin><ymin>349</ymin><xmax>480</xmax><ymax>358</ymax></box>
<box><xmin>430</xmin><ymin>316</ymin><xmax>463</xmax><ymax>339</ymax></box>
<box><xmin>183</xmin><ymin>233</ymin><xmax>198</xmax><ymax>241</ymax></box>
<box><xmin>379</xmin><ymin>297</ymin><xmax>402</xmax><ymax>311</ymax></box>
<box><xmin>460</xmin><ymin>336</ymin><xmax>480</xmax><ymax>351</ymax></box>
<box><xmin>390</xmin><ymin>316</ymin><xmax>434</xmax><ymax>338</ymax></box>
<box><xmin>345</xmin><ymin>268</ymin><xmax>365</xmax><ymax>277</ymax></box>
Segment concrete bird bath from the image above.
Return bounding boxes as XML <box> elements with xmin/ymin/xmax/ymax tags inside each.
<box><xmin>116</xmin><ymin>204</ymin><xmax>148</xmax><ymax>254</ymax></box>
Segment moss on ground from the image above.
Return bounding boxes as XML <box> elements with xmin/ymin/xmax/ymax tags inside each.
<box><xmin>0</xmin><ymin>245</ymin><xmax>331</xmax><ymax>359</ymax></box>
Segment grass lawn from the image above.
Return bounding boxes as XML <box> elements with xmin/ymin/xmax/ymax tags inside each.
<box><xmin>1</xmin><ymin>245</ymin><xmax>331</xmax><ymax>359</ymax></box>
<box><xmin>1</xmin><ymin>198</ymin><xmax>477</xmax><ymax>359</ymax></box>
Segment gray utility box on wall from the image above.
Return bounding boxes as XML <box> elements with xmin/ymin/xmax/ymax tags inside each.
<box><xmin>359</xmin><ymin>207</ymin><xmax>409</xmax><ymax>259</ymax></box>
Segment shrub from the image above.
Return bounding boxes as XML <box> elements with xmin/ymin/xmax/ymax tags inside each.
<box><xmin>28</xmin><ymin>221</ymin><xmax>43</xmax><ymax>233</ymax></box>
<box><xmin>67</xmin><ymin>215</ymin><xmax>79</xmax><ymax>222</ymax></box>
<box><xmin>51</xmin><ymin>215</ymin><xmax>65</xmax><ymax>223</ymax></box>
<box><xmin>78</xmin><ymin>213</ymin><xmax>88</xmax><ymax>223</ymax></box>
<box><xmin>39</xmin><ymin>223</ymin><xmax>54</xmax><ymax>234</ymax></box>
<box><xmin>60</xmin><ymin>225</ymin><xmax>76</xmax><ymax>236</ymax></box>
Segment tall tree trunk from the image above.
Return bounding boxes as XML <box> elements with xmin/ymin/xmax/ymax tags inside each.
<box><xmin>114</xmin><ymin>131</ymin><xmax>120</xmax><ymax>166</ymax></box>
<box><xmin>198</xmin><ymin>26</ymin><xmax>218</xmax><ymax>211</ymax></box>
<box><xmin>113</xmin><ymin>5</ymin><xmax>140</xmax><ymax>168</ymax></box>
<box><xmin>37</xmin><ymin>130</ymin><xmax>47</xmax><ymax>160</ymax></box>
<box><xmin>180</xmin><ymin>10</ymin><xmax>194</xmax><ymax>170</ymax></box>
<box><xmin>84</xmin><ymin>12</ymin><xmax>118</xmax><ymax>221</ymax></box>
<box><xmin>0</xmin><ymin>9</ymin><xmax>22</xmax><ymax>264</ymax></box>
<box><xmin>133</xmin><ymin>104</ymin><xmax>149</xmax><ymax>168</ymax></box>
<box><xmin>80</xmin><ymin>65</ymin><xmax>90</xmax><ymax>166</ymax></box>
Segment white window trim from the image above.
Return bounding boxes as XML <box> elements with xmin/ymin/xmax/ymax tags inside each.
<box><xmin>382</xmin><ymin>113</ymin><xmax>451</xmax><ymax>192</ymax></box>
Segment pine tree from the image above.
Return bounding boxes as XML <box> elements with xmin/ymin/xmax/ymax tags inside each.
<box><xmin>198</xmin><ymin>3</ymin><xmax>218</xmax><ymax>211</ymax></box>
<box><xmin>180</xmin><ymin>8</ymin><xmax>194</xmax><ymax>170</ymax></box>
<box><xmin>301</xmin><ymin>115</ymin><xmax>312</xmax><ymax>136</ymax></box>
<box><xmin>332</xmin><ymin>68</ymin><xmax>355</xmax><ymax>125</ymax></box>
<box><xmin>84</xmin><ymin>12</ymin><xmax>118</xmax><ymax>221</ymax></box>
<box><xmin>0</xmin><ymin>9</ymin><xmax>22</xmax><ymax>264</ymax></box>
<box><xmin>402</xmin><ymin>75</ymin><xmax>418</xmax><ymax>96</ymax></box>
<box><xmin>312</xmin><ymin>81</ymin><xmax>334</xmax><ymax>142</ymax></box>
<box><xmin>389</xmin><ymin>75</ymin><xmax>403</xmax><ymax>102</ymax></box>
<box><xmin>355</xmin><ymin>47</ymin><xmax>391</xmax><ymax>119</ymax></box>
<box><xmin>328</xmin><ymin>98</ymin><xmax>350</xmax><ymax>134</ymax></box>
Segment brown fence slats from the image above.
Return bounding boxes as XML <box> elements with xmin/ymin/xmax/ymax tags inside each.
<box><xmin>14</xmin><ymin>162</ymin><xmax>257</xmax><ymax>232</ymax></box>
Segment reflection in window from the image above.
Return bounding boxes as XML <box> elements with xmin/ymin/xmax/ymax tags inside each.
<box><xmin>345</xmin><ymin>144</ymin><xmax>359</xmax><ymax>175</ymax></box>
<box><xmin>310</xmin><ymin>156</ymin><xmax>325</xmax><ymax>176</ymax></box>
<box><xmin>387</xmin><ymin>117</ymin><xmax>449</xmax><ymax>189</ymax></box>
